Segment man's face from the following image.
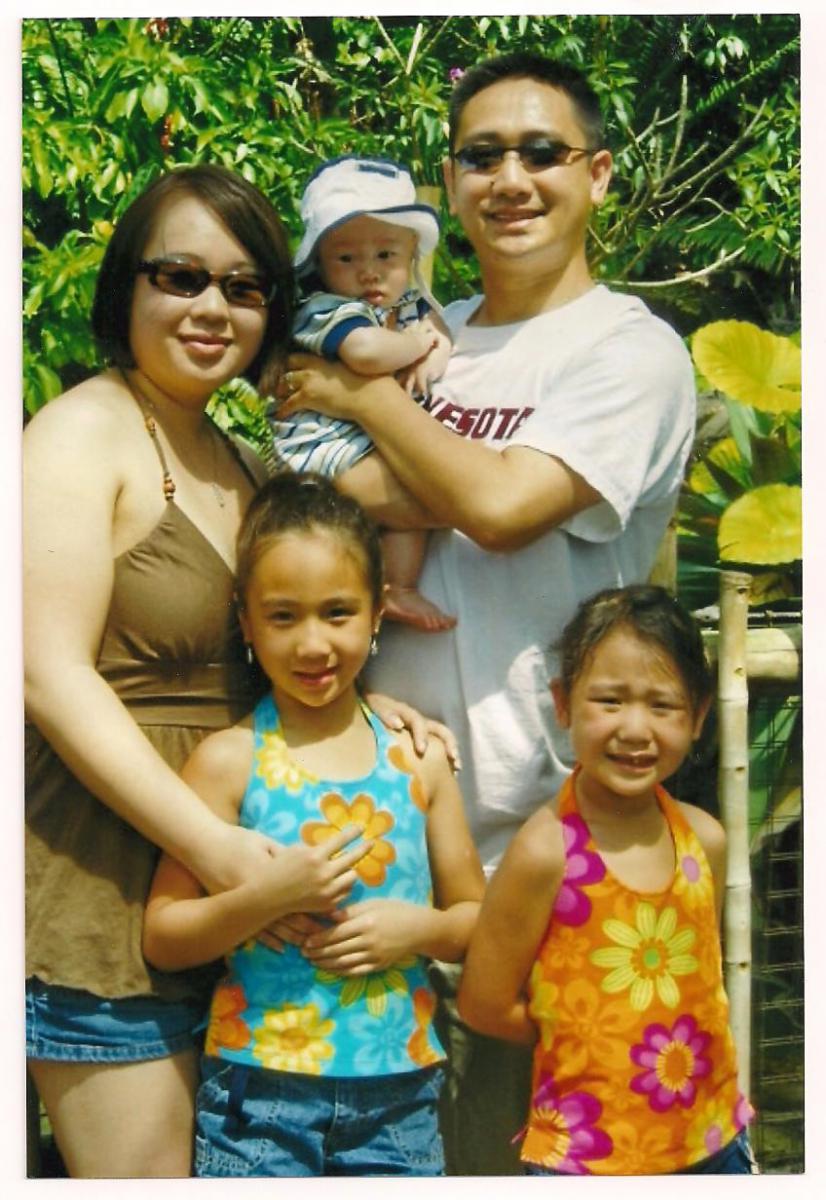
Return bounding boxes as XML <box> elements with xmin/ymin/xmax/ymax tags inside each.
<box><xmin>443</xmin><ymin>77</ymin><xmax>612</xmax><ymax>275</ymax></box>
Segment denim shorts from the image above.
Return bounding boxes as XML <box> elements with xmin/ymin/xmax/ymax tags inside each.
<box><xmin>195</xmin><ymin>1056</ymin><xmax>445</xmax><ymax>1176</ymax></box>
<box><xmin>523</xmin><ymin>1128</ymin><xmax>757</xmax><ymax>1176</ymax></box>
<box><xmin>26</xmin><ymin>977</ymin><xmax>206</xmax><ymax>1064</ymax></box>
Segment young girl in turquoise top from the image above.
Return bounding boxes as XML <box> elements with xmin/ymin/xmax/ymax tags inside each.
<box><xmin>143</xmin><ymin>472</ymin><xmax>484</xmax><ymax>1176</ymax></box>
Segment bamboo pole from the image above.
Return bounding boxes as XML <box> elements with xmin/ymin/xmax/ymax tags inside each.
<box><xmin>717</xmin><ymin>570</ymin><xmax>753</xmax><ymax>1097</ymax></box>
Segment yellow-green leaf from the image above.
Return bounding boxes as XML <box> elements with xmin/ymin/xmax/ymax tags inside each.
<box><xmin>688</xmin><ymin>436</ymin><xmax>747</xmax><ymax>496</ymax></box>
<box><xmin>718</xmin><ymin>483</ymin><xmax>801</xmax><ymax>564</ymax></box>
<box><xmin>141</xmin><ymin>78</ymin><xmax>169</xmax><ymax>123</ymax></box>
<box><xmin>691</xmin><ymin>320</ymin><xmax>801</xmax><ymax>413</ymax></box>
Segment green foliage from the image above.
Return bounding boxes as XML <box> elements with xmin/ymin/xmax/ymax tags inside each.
<box><xmin>677</xmin><ymin>320</ymin><xmax>801</xmax><ymax>610</ymax></box>
<box><xmin>23</xmin><ymin>13</ymin><xmax>800</xmax><ymax>450</ymax></box>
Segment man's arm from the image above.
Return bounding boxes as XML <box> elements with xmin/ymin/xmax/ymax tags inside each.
<box><xmin>280</xmin><ymin>357</ymin><xmax>601</xmax><ymax>552</ymax></box>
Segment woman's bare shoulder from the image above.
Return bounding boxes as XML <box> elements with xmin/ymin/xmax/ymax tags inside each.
<box><xmin>25</xmin><ymin>371</ymin><xmax>137</xmax><ymax>451</ymax></box>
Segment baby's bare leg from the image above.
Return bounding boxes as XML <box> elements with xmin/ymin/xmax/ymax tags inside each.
<box><xmin>337</xmin><ymin>451</ymin><xmax>438</xmax><ymax>530</ymax></box>
<box><xmin>382</xmin><ymin>529</ymin><xmax>456</xmax><ymax>632</ymax></box>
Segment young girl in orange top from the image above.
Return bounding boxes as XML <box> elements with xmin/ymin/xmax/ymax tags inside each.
<box><xmin>458</xmin><ymin>584</ymin><xmax>756</xmax><ymax>1175</ymax></box>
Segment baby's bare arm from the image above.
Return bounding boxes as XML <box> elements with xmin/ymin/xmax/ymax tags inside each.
<box><xmin>338</xmin><ymin>322</ymin><xmax>436</xmax><ymax>376</ymax></box>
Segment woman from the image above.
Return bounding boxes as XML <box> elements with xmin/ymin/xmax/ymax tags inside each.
<box><xmin>24</xmin><ymin>165</ymin><xmax>444</xmax><ymax>1178</ymax></box>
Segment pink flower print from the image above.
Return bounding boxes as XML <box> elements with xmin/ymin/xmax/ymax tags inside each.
<box><xmin>527</xmin><ymin>1073</ymin><xmax>612</xmax><ymax>1174</ymax></box>
<box><xmin>735</xmin><ymin>1094</ymin><xmax>756</xmax><ymax>1127</ymax></box>
<box><xmin>552</xmin><ymin>815</ymin><xmax>605</xmax><ymax>926</ymax></box>
<box><xmin>630</xmin><ymin>1014</ymin><xmax>712</xmax><ymax>1112</ymax></box>
<box><xmin>681</xmin><ymin>853</ymin><xmax>701</xmax><ymax>884</ymax></box>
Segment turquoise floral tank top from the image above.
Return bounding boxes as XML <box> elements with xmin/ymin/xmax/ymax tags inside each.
<box><xmin>203</xmin><ymin>693</ymin><xmax>445</xmax><ymax>1077</ymax></box>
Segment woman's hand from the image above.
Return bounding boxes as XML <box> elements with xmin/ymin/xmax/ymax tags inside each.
<box><xmin>301</xmin><ymin>899</ymin><xmax>428</xmax><ymax>975</ymax></box>
<box><xmin>277</xmin><ymin>353</ymin><xmax>386</xmax><ymax>423</ymax></box>
<box><xmin>365</xmin><ymin>692</ymin><xmax>461</xmax><ymax>772</ymax></box>
<box><xmin>248</xmin><ymin>825</ymin><xmax>372</xmax><ymax>919</ymax></box>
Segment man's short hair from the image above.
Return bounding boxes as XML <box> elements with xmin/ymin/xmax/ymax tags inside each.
<box><xmin>448</xmin><ymin>51</ymin><xmax>605</xmax><ymax>153</ymax></box>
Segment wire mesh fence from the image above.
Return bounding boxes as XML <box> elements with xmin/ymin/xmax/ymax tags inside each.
<box><xmin>748</xmin><ymin>689</ymin><xmax>803</xmax><ymax>1173</ymax></box>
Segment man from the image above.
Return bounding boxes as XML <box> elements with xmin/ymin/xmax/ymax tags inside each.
<box><xmin>279</xmin><ymin>51</ymin><xmax>696</xmax><ymax>1174</ymax></box>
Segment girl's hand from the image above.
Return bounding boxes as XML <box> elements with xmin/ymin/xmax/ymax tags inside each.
<box><xmin>301</xmin><ymin>899</ymin><xmax>427</xmax><ymax>975</ymax></box>
<box><xmin>365</xmin><ymin>692</ymin><xmax>461</xmax><ymax>772</ymax></box>
<box><xmin>277</xmin><ymin>353</ymin><xmax>381</xmax><ymax>422</ymax></box>
<box><xmin>256</xmin><ymin>912</ymin><xmax>327</xmax><ymax>954</ymax></box>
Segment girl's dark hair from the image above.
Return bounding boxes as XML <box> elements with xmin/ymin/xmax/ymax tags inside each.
<box><xmin>91</xmin><ymin>164</ymin><xmax>295</xmax><ymax>388</ymax></box>
<box><xmin>236</xmin><ymin>473</ymin><xmax>384</xmax><ymax>609</ymax></box>
<box><xmin>448</xmin><ymin>51</ymin><xmax>605</xmax><ymax>154</ymax></box>
<box><xmin>555</xmin><ymin>585</ymin><xmax>712</xmax><ymax>712</ymax></box>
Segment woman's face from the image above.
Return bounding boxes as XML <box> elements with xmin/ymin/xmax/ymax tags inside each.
<box><xmin>129</xmin><ymin>193</ymin><xmax>269</xmax><ymax>404</ymax></box>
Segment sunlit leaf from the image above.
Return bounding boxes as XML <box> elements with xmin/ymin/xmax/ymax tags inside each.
<box><xmin>141</xmin><ymin>78</ymin><xmax>169</xmax><ymax>122</ymax></box>
<box><xmin>748</xmin><ymin>571</ymin><xmax>797</xmax><ymax>606</ymax></box>
<box><xmin>692</xmin><ymin>320</ymin><xmax>801</xmax><ymax>413</ymax></box>
<box><xmin>718</xmin><ymin>483</ymin><xmax>801</xmax><ymax>564</ymax></box>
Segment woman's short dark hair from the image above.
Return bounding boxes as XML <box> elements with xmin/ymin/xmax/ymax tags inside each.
<box><xmin>236</xmin><ymin>472</ymin><xmax>384</xmax><ymax>611</ymax></box>
<box><xmin>448</xmin><ymin>51</ymin><xmax>605</xmax><ymax>153</ymax></box>
<box><xmin>91</xmin><ymin>164</ymin><xmax>295</xmax><ymax>387</ymax></box>
<box><xmin>554</xmin><ymin>584</ymin><xmax>713</xmax><ymax>714</ymax></box>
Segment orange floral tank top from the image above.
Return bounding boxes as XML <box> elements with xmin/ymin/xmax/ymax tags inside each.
<box><xmin>521</xmin><ymin>770</ymin><xmax>752</xmax><ymax>1175</ymax></box>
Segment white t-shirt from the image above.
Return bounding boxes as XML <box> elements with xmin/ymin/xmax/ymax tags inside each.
<box><xmin>366</xmin><ymin>284</ymin><xmax>696</xmax><ymax>873</ymax></box>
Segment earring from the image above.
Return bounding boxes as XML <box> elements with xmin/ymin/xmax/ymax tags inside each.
<box><xmin>369</xmin><ymin>633</ymin><xmax>379</xmax><ymax>657</ymax></box>
<box><xmin>245</xmin><ymin>644</ymin><xmax>254</xmax><ymax>665</ymax></box>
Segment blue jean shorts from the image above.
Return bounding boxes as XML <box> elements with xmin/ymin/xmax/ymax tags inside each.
<box><xmin>523</xmin><ymin>1128</ymin><xmax>757</xmax><ymax>1176</ymax></box>
<box><xmin>26</xmin><ymin>977</ymin><xmax>206</xmax><ymax>1064</ymax></box>
<box><xmin>195</xmin><ymin>1056</ymin><xmax>445</xmax><ymax>1176</ymax></box>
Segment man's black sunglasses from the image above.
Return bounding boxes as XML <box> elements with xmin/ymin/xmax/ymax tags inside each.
<box><xmin>136</xmin><ymin>257</ymin><xmax>276</xmax><ymax>308</ymax></box>
<box><xmin>453</xmin><ymin>139</ymin><xmax>595</xmax><ymax>173</ymax></box>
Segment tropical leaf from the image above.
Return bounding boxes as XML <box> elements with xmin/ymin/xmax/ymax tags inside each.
<box><xmin>718</xmin><ymin>483</ymin><xmax>801</xmax><ymax>564</ymax></box>
<box><xmin>691</xmin><ymin>320</ymin><xmax>801</xmax><ymax>413</ymax></box>
<box><xmin>688</xmin><ymin>436</ymin><xmax>750</xmax><ymax>498</ymax></box>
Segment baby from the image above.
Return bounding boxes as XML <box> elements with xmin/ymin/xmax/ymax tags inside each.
<box><xmin>270</xmin><ymin>155</ymin><xmax>454</xmax><ymax>632</ymax></box>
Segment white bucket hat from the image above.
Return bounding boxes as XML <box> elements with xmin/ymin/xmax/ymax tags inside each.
<box><xmin>294</xmin><ymin>155</ymin><xmax>440</xmax><ymax>276</ymax></box>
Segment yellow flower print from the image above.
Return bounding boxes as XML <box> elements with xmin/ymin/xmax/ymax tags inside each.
<box><xmin>538</xmin><ymin>924</ymin><xmax>590</xmax><ymax>974</ymax></box>
<box><xmin>302</xmin><ymin>792</ymin><xmax>396</xmax><ymax>887</ymax></box>
<box><xmin>685</xmin><ymin>1094</ymin><xmax>738</xmax><ymax>1164</ymax></box>
<box><xmin>205</xmin><ymin>983</ymin><xmax>251</xmax><ymax>1056</ymax></box>
<box><xmin>407</xmin><ymin>987</ymin><xmax>442</xmax><ymax>1067</ymax></box>
<box><xmin>387</xmin><ymin>743</ymin><xmax>429</xmax><ymax>812</ymax></box>
<box><xmin>590</xmin><ymin>902</ymin><xmax>698</xmax><ymax>1011</ymax></box>
<box><xmin>315</xmin><ymin>958</ymin><xmax>416</xmax><ymax>1016</ymax></box>
<box><xmin>527</xmin><ymin>963</ymin><xmax>560</xmax><ymax>1050</ymax></box>
<box><xmin>553</xmin><ymin>977</ymin><xmax>638</xmax><ymax>1075</ymax></box>
<box><xmin>252</xmin><ymin>1003</ymin><xmax>335</xmax><ymax>1074</ymax></box>
<box><xmin>600</xmin><ymin>1118</ymin><xmax>673</xmax><ymax>1175</ymax></box>
<box><xmin>692</xmin><ymin>983</ymin><xmax>732</xmax><ymax>1040</ymax></box>
<box><xmin>695</xmin><ymin>927</ymin><xmax>725</xmax><ymax>988</ymax></box>
<box><xmin>671</xmin><ymin>827</ymin><xmax>715</xmax><ymax>911</ymax></box>
<box><xmin>255</xmin><ymin>727</ymin><xmax>318</xmax><ymax>793</ymax></box>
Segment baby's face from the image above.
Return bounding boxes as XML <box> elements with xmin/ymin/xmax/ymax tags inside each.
<box><xmin>317</xmin><ymin>215</ymin><xmax>416</xmax><ymax>309</ymax></box>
